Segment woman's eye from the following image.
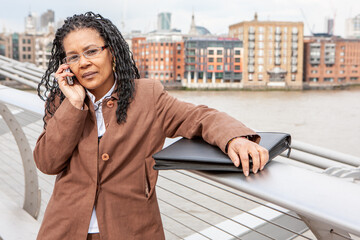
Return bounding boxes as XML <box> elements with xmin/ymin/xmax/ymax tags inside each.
<box><xmin>87</xmin><ymin>49</ymin><xmax>99</xmax><ymax>55</ymax></box>
<box><xmin>68</xmin><ymin>55</ymin><xmax>79</xmax><ymax>62</ymax></box>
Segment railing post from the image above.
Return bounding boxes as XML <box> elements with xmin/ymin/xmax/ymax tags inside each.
<box><xmin>0</xmin><ymin>102</ymin><xmax>41</xmax><ymax>219</ymax></box>
<box><xmin>299</xmin><ymin>214</ymin><xmax>351</xmax><ymax>240</ymax></box>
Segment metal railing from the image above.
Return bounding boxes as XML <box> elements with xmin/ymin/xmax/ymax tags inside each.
<box><xmin>1</xmin><ymin>55</ymin><xmax>360</xmax><ymax>239</ymax></box>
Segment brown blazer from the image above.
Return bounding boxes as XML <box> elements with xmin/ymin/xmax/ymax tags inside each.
<box><xmin>33</xmin><ymin>79</ymin><xmax>258</xmax><ymax>240</ymax></box>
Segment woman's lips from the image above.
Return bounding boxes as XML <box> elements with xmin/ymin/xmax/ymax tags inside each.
<box><xmin>82</xmin><ymin>71</ymin><xmax>97</xmax><ymax>79</ymax></box>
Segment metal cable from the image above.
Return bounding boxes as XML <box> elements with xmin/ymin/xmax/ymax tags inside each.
<box><xmin>159</xmin><ymin>208</ymin><xmax>211</xmax><ymax>240</ymax></box>
<box><xmin>159</xmin><ymin>174</ymin><xmax>312</xmax><ymax>240</ymax></box>
<box><xmin>162</xmin><ymin>224</ymin><xmax>183</xmax><ymax>240</ymax></box>
<box><xmin>158</xmin><ymin>197</ymin><xmax>242</xmax><ymax>240</ymax></box>
<box><xmin>330</xmin><ymin>229</ymin><xmax>354</xmax><ymax>240</ymax></box>
<box><xmin>176</xmin><ymin>170</ymin><xmax>302</xmax><ymax>220</ymax></box>
<box><xmin>158</xmin><ymin>185</ymin><xmax>275</xmax><ymax>240</ymax></box>
<box><xmin>0</xmin><ymin>144</ymin><xmax>55</xmax><ymax>192</ymax></box>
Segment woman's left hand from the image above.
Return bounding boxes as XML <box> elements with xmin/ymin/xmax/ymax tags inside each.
<box><xmin>227</xmin><ymin>137</ymin><xmax>269</xmax><ymax>177</ymax></box>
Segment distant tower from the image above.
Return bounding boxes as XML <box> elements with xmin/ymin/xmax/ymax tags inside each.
<box><xmin>40</xmin><ymin>10</ymin><xmax>55</xmax><ymax>32</ymax></box>
<box><xmin>157</xmin><ymin>12</ymin><xmax>171</xmax><ymax>31</ymax></box>
<box><xmin>325</xmin><ymin>17</ymin><xmax>334</xmax><ymax>35</ymax></box>
<box><xmin>25</xmin><ymin>12</ymin><xmax>37</xmax><ymax>34</ymax></box>
<box><xmin>188</xmin><ymin>12</ymin><xmax>197</xmax><ymax>35</ymax></box>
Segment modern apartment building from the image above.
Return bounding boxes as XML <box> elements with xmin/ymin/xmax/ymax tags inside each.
<box><xmin>345</xmin><ymin>14</ymin><xmax>360</xmax><ymax>39</ymax></box>
<box><xmin>229</xmin><ymin>15</ymin><xmax>304</xmax><ymax>89</ymax></box>
<box><xmin>0</xmin><ymin>33</ymin><xmax>13</xmax><ymax>58</ymax></box>
<box><xmin>131</xmin><ymin>33</ymin><xmax>185</xmax><ymax>84</ymax></box>
<box><xmin>184</xmin><ymin>37</ymin><xmax>243</xmax><ymax>88</ymax></box>
<box><xmin>303</xmin><ymin>35</ymin><xmax>360</xmax><ymax>88</ymax></box>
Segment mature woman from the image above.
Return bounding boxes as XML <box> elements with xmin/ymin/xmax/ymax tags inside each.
<box><xmin>34</xmin><ymin>12</ymin><xmax>268</xmax><ymax>240</ymax></box>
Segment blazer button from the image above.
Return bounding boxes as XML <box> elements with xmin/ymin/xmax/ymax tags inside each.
<box><xmin>102</xmin><ymin>153</ymin><xmax>109</xmax><ymax>161</ymax></box>
<box><xmin>107</xmin><ymin>100</ymin><xmax>114</xmax><ymax>108</ymax></box>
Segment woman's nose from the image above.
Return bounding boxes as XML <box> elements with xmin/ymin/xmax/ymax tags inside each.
<box><xmin>78</xmin><ymin>55</ymin><xmax>91</xmax><ymax>68</ymax></box>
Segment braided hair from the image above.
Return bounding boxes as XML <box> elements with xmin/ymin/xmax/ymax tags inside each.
<box><xmin>38</xmin><ymin>12</ymin><xmax>140</xmax><ymax>127</ymax></box>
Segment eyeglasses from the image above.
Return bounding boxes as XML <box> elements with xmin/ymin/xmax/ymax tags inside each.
<box><xmin>62</xmin><ymin>45</ymin><xmax>108</xmax><ymax>64</ymax></box>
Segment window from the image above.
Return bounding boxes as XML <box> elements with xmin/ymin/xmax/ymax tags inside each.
<box><xmin>326</xmin><ymin>70</ymin><xmax>333</xmax><ymax>74</ymax></box>
<box><xmin>311</xmin><ymin>70</ymin><xmax>318</xmax><ymax>74</ymax></box>
<box><xmin>340</xmin><ymin>70</ymin><xmax>345</xmax><ymax>74</ymax></box>
<box><xmin>217</xmin><ymin>50</ymin><xmax>222</xmax><ymax>55</ymax></box>
<box><xmin>177</xmin><ymin>66</ymin><xmax>180</xmax><ymax>69</ymax></box>
<box><xmin>338</xmin><ymin>77</ymin><xmax>346</xmax><ymax>82</ymax></box>
<box><xmin>235</xmin><ymin>50</ymin><xmax>241</xmax><ymax>55</ymax></box>
<box><xmin>216</xmin><ymin>65</ymin><xmax>222</xmax><ymax>70</ymax></box>
<box><xmin>258</xmin><ymin>65</ymin><xmax>263</xmax><ymax>72</ymax></box>
<box><xmin>208</xmin><ymin>50</ymin><xmax>214</xmax><ymax>55</ymax></box>
<box><xmin>208</xmin><ymin>58</ymin><xmax>214</xmax><ymax>62</ymax></box>
<box><xmin>177</xmin><ymin>58</ymin><xmax>180</xmax><ymax>62</ymax></box>
<box><xmin>22</xmin><ymin>39</ymin><xmax>26</xmax><ymax>44</ymax></box>
<box><xmin>258</xmin><ymin>58</ymin><xmax>264</xmax><ymax>64</ymax></box>
<box><xmin>235</xmin><ymin>65</ymin><xmax>240</xmax><ymax>70</ymax></box>
<box><xmin>235</xmin><ymin>58</ymin><xmax>240</xmax><ymax>63</ymax></box>
<box><xmin>217</xmin><ymin>58</ymin><xmax>222</xmax><ymax>63</ymax></box>
<box><xmin>23</xmin><ymin>54</ymin><xmax>26</xmax><ymax>59</ymax></box>
<box><xmin>248</xmin><ymin>74</ymin><xmax>253</xmax><ymax>81</ymax></box>
<box><xmin>309</xmin><ymin>77</ymin><xmax>318</xmax><ymax>82</ymax></box>
<box><xmin>258</xmin><ymin>50</ymin><xmax>264</xmax><ymax>56</ymax></box>
<box><xmin>258</xmin><ymin>74</ymin><xmax>263</xmax><ymax>80</ymax></box>
<box><xmin>324</xmin><ymin>78</ymin><xmax>334</xmax><ymax>82</ymax></box>
<box><xmin>28</xmin><ymin>54</ymin><xmax>31</xmax><ymax>59</ymax></box>
<box><xmin>350</xmin><ymin>77</ymin><xmax>358</xmax><ymax>81</ymax></box>
<box><xmin>23</xmin><ymin>47</ymin><xmax>26</xmax><ymax>51</ymax></box>
<box><xmin>208</xmin><ymin>65</ymin><xmax>214</xmax><ymax>70</ymax></box>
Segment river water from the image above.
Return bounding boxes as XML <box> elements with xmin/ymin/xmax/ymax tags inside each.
<box><xmin>27</xmin><ymin>87</ymin><xmax>360</xmax><ymax>157</ymax></box>
<box><xmin>169</xmin><ymin>87</ymin><xmax>360</xmax><ymax>157</ymax></box>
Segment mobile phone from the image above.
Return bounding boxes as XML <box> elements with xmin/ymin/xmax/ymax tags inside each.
<box><xmin>65</xmin><ymin>68</ymin><xmax>74</xmax><ymax>85</ymax></box>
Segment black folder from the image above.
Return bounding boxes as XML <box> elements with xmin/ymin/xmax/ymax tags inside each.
<box><xmin>153</xmin><ymin>132</ymin><xmax>291</xmax><ymax>172</ymax></box>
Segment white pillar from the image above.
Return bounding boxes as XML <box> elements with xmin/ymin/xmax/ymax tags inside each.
<box><xmin>194</xmin><ymin>72</ymin><xmax>198</xmax><ymax>83</ymax></box>
<box><xmin>187</xmin><ymin>71</ymin><xmax>191</xmax><ymax>84</ymax></box>
<box><xmin>212</xmin><ymin>72</ymin><xmax>215</xmax><ymax>84</ymax></box>
<box><xmin>203</xmin><ymin>71</ymin><xmax>206</xmax><ymax>83</ymax></box>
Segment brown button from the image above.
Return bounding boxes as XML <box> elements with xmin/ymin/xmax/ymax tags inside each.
<box><xmin>107</xmin><ymin>100</ymin><xmax>114</xmax><ymax>108</ymax></box>
<box><xmin>102</xmin><ymin>153</ymin><xmax>109</xmax><ymax>161</ymax></box>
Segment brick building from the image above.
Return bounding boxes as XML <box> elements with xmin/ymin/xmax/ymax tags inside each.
<box><xmin>131</xmin><ymin>33</ymin><xmax>184</xmax><ymax>84</ymax></box>
<box><xmin>184</xmin><ymin>37</ymin><xmax>243</xmax><ymax>88</ymax></box>
<box><xmin>303</xmin><ymin>34</ymin><xmax>360</xmax><ymax>88</ymax></box>
<box><xmin>229</xmin><ymin>14</ymin><xmax>304</xmax><ymax>89</ymax></box>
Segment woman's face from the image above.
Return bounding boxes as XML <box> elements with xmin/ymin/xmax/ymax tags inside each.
<box><xmin>63</xmin><ymin>28</ymin><xmax>114</xmax><ymax>99</ymax></box>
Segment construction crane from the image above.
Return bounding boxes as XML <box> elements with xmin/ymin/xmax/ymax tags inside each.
<box><xmin>300</xmin><ymin>8</ymin><xmax>314</xmax><ymax>35</ymax></box>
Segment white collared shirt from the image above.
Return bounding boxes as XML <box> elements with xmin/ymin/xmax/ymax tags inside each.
<box><xmin>87</xmin><ymin>82</ymin><xmax>116</xmax><ymax>233</ymax></box>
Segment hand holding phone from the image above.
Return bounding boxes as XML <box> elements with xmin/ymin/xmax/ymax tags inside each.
<box><xmin>65</xmin><ymin>68</ymin><xmax>74</xmax><ymax>85</ymax></box>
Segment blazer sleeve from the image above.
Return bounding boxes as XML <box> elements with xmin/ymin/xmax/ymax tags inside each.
<box><xmin>33</xmin><ymin>98</ymin><xmax>88</xmax><ymax>175</ymax></box>
<box><xmin>153</xmin><ymin>80</ymin><xmax>260</xmax><ymax>153</ymax></box>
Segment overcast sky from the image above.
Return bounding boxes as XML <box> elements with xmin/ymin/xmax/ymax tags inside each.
<box><xmin>1</xmin><ymin>0</ymin><xmax>359</xmax><ymax>37</ymax></box>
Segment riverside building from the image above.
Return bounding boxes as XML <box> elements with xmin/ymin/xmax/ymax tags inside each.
<box><xmin>132</xmin><ymin>33</ymin><xmax>185</xmax><ymax>85</ymax></box>
<box><xmin>229</xmin><ymin>14</ymin><xmax>304</xmax><ymax>89</ymax></box>
<box><xmin>183</xmin><ymin>37</ymin><xmax>243</xmax><ymax>89</ymax></box>
<box><xmin>303</xmin><ymin>34</ymin><xmax>360</xmax><ymax>88</ymax></box>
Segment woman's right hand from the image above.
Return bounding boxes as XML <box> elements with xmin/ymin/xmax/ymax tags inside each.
<box><xmin>55</xmin><ymin>64</ymin><xmax>85</xmax><ymax>109</ymax></box>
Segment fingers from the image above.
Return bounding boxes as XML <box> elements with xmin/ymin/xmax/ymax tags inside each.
<box><xmin>54</xmin><ymin>64</ymin><xmax>74</xmax><ymax>86</ymax></box>
<box><xmin>239</xmin><ymin>148</ymin><xmax>250</xmax><ymax>176</ymax></box>
<box><xmin>228</xmin><ymin>137</ymin><xmax>269</xmax><ymax>177</ymax></box>
<box><xmin>256</xmin><ymin>145</ymin><xmax>269</xmax><ymax>170</ymax></box>
<box><xmin>228</xmin><ymin>148</ymin><xmax>240</xmax><ymax>168</ymax></box>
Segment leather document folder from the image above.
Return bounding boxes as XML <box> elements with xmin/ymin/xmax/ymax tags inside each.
<box><xmin>153</xmin><ymin>132</ymin><xmax>291</xmax><ymax>172</ymax></box>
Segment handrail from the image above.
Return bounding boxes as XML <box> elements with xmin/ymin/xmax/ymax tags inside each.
<box><xmin>1</xmin><ymin>80</ymin><xmax>360</xmax><ymax>239</ymax></box>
